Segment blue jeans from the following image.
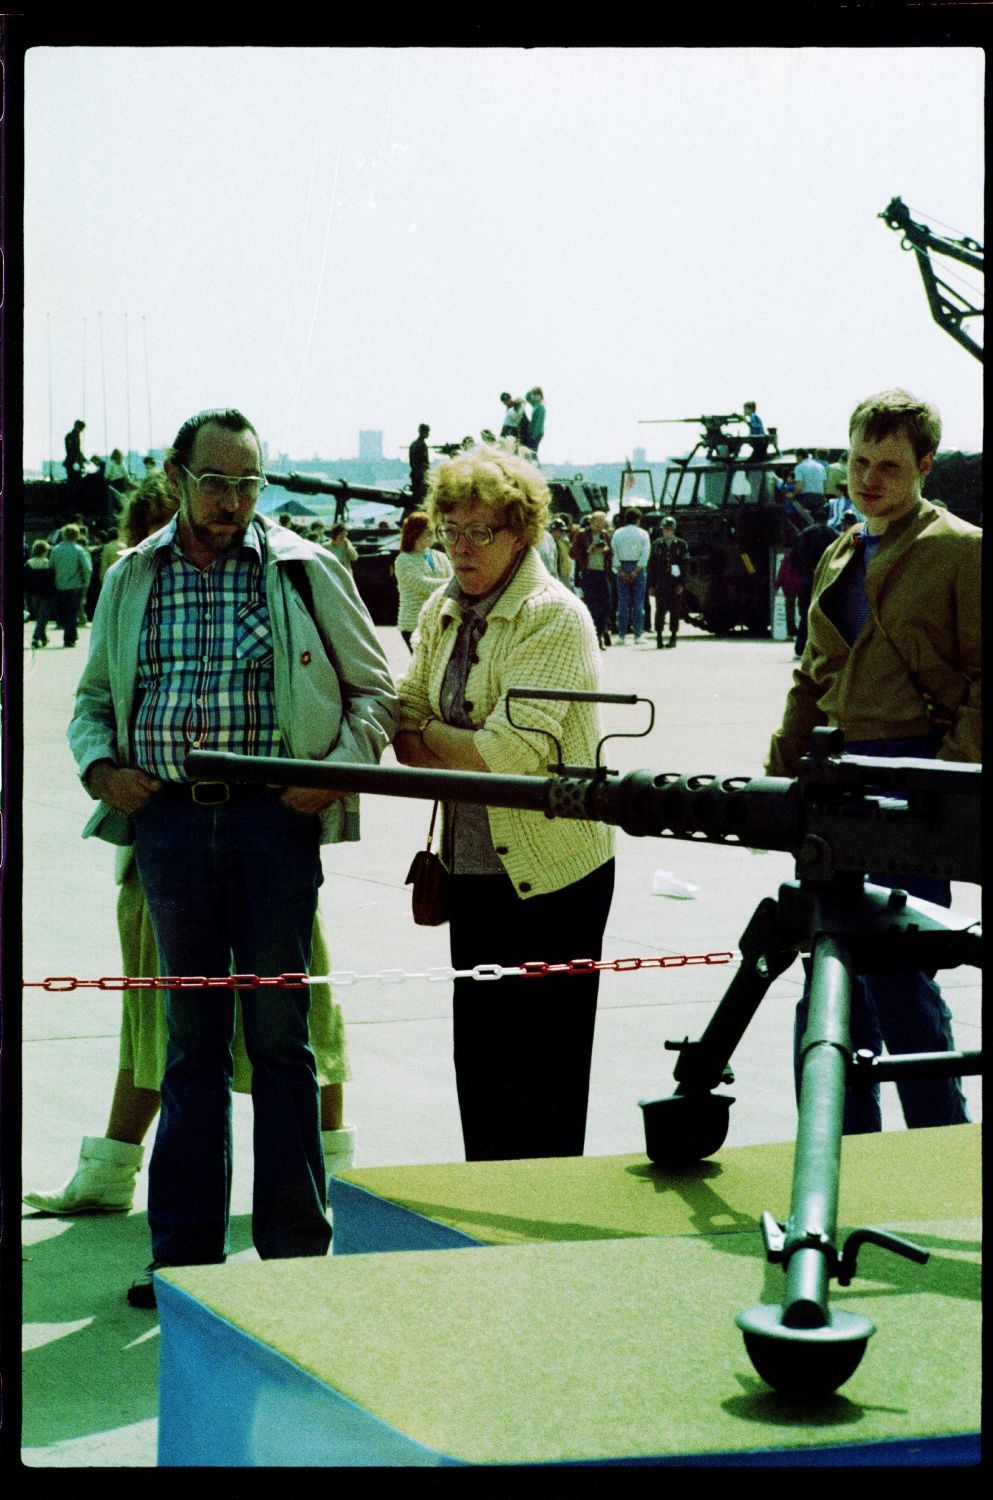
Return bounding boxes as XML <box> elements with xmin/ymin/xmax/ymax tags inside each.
<box><xmin>615</xmin><ymin>564</ymin><xmax>647</xmax><ymax>638</ymax></box>
<box><xmin>134</xmin><ymin>794</ymin><xmax>331</xmax><ymax>1265</ymax></box>
<box><xmin>793</xmin><ymin>735</ymin><xmax>971</xmax><ymax>1133</ymax></box>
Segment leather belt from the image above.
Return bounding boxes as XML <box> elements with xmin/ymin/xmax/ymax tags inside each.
<box><xmin>155</xmin><ymin>781</ymin><xmax>280</xmax><ymax>807</ymax></box>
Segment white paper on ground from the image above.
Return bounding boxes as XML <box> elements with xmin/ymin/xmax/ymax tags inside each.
<box><xmin>652</xmin><ymin>869</ymin><xmax>700</xmax><ymax>899</ymax></box>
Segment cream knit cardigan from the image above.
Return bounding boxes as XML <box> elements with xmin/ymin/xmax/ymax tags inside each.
<box><xmin>397</xmin><ymin>548</ymin><xmax>614</xmax><ymax>897</ymax></box>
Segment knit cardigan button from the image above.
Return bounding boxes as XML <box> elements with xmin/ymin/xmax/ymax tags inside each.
<box><xmin>518</xmin><ymin>881</ymin><xmax>532</xmax><ymax>893</ymax></box>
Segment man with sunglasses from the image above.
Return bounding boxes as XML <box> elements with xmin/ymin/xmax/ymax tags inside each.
<box><xmin>68</xmin><ymin>407</ymin><xmax>397</xmax><ymax>1306</ymax></box>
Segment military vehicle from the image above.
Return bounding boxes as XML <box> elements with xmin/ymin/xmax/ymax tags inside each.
<box><xmin>629</xmin><ymin>406</ymin><xmax>981</xmax><ymax>637</ymax></box>
<box><xmin>547</xmin><ymin>474</ymin><xmax>610</xmax><ymax>521</ymax></box>
<box><xmin>628</xmin><ymin>415</ymin><xmax>834</xmax><ymax>636</ymax></box>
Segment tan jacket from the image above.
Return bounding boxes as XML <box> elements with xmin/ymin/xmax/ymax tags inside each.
<box><xmin>767</xmin><ymin>498</ymin><xmax>981</xmax><ymax>776</ymax></box>
<box><xmin>397</xmin><ymin>548</ymin><xmax>614</xmax><ymax>896</ymax></box>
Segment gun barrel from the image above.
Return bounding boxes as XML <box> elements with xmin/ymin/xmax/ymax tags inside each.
<box><xmin>184</xmin><ymin>751</ymin><xmax>981</xmax><ymax>884</ymax></box>
<box><xmin>263</xmin><ymin>472</ymin><xmax>407</xmax><ymax>504</ymax></box>
<box><xmin>185</xmin><ymin>753</ymin><xmax>803</xmax><ymax>853</ymax></box>
<box><xmin>185</xmin><ymin>752</ymin><xmax>555</xmax><ymax>814</ymax></box>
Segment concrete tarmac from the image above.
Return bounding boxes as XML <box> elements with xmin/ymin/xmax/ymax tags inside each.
<box><xmin>19</xmin><ymin>614</ymin><xmax>982</xmax><ymax>1467</ymax></box>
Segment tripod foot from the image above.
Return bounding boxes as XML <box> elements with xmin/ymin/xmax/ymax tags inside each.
<box><xmin>639</xmin><ymin>1092</ymin><xmax>733</xmax><ymax>1165</ymax></box>
<box><xmin>736</xmin><ymin>1303</ymin><xmax>874</xmax><ymax>1394</ymax></box>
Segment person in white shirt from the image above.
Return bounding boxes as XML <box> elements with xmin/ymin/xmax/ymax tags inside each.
<box><xmin>609</xmin><ymin>508</ymin><xmax>651</xmax><ymax>643</ymax></box>
<box><xmin>795</xmin><ymin>448</ymin><xmax>827</xmax><ymax>505</ymax></box>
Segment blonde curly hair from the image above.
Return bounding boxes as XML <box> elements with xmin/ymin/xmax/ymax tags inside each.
<box><xmin>427</xmin><ymin>443</ymin><xmax>550</xmax><ymax>547</ymax></box>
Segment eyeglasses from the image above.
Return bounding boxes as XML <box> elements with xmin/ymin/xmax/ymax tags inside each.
<box><xmin>181</xmin><ymin>467</ymin><xmax>268</xmax><ymax>501</ymax></box>
<box><xmin>435</xmin><ymin>522</ymin><xmax>508</xmax><ymax>548</ymax></box>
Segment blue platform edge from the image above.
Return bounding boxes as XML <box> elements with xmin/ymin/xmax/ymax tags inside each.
<box><xmin>156</xmin><ymin>1280</ymin><xmax>448</xmax><ymax>1467</ymax></box>
<box><xmin>156</xmin><ymin>1280</ymin><xmax>979</xmax><ymax>1469</ymax></box>
<box><xmin>328</xmin><ymin>1176</ymin><xmax>483</xmax><ymax>1254</ymax></box>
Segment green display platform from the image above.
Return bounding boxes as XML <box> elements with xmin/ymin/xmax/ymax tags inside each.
<box><xmin>157</xmin><ymin>1126</ymin><xmax>980</xmax><ymax>1466</ymax></box>
<box><xmin>328</xmin><ymin>1124</ymin><xmax>980</xmax><ymax>1253</ymax></box>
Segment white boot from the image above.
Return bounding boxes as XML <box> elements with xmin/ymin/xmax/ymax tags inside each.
<box><xmin>322</xmin><ymin>1126</ymin><xmax>356</xmax><ymax>1178</ymax></box>
<box><xmin>23</xmin><ymin>1136</ymin><xmax>144</xmax><ymax>1215</ymax></box>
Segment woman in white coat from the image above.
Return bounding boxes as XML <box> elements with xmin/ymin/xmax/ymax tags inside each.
<box><xmin>394</xmin><ymin>510</ymin><xmax>452</xmax><ymax>649</ymax></box>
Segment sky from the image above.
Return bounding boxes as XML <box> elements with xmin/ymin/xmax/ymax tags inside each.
<box><xmin>21</xmin><ymin>45</ymin><xmax>985</xmax><ymax>473</ymax></box>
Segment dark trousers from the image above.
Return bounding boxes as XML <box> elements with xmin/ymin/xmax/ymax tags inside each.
<box><xmin>448</xmin><ymin>860</ymin><xmax>615</xmax><ymax>1161</ymax></box>
<box><xmin>794</xmin><ymin>583</ymin><xmax>813</xmax><ymax>655</ymax></box>
<box><xmin>654</xmin><ymin>583</ymin><xmax>682</xmax><ymax>641</ymax></box>
<box><xmin>55</xmin><ymin>588</ymin><xmax>84</xmax><ymax>645</ymax></box>
<box><xmin>30</xmin><ymin>595</ymin><xmax>54</xmax><ymax>643</ymax></box>
<box><xmin>580</xmin><ymin>570</ymin><xmax>612</xmax><ymax>640</ymax></box>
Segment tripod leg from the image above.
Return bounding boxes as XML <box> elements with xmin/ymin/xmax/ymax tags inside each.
<box><xmin>785</xmin><ymin>936</ymin><xmax>851</xmax><ymax>1322</ymax></box>
<box><xmin>640</xmin><ymin>897</ymin><xmax>797</xmax><ymax>1164</ymax></box>
<box><xmin>737</xmin><ymin>936</ymin><xmax>874</xmax><ymax>1392</ymax></box>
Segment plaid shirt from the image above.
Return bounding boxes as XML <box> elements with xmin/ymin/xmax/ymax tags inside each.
<box><xmin>133</xmin><ymin>519</ymin><xmax>282</xmax><ymax>782</ymax></box>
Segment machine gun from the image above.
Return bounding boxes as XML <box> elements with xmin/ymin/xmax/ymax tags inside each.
<box><xmin>187</xmin><ymin>717</ymin><xmax>981</xmax><ymax>1397</ymax></box>
<box><xmin>639</xmin><ymin>414</ymin><xmax>780</xmax><ymax>465</ymax></box>
<box><xmin>880</xmin><ymin>196</ymin><xmax>984</xmax><ymax>362</ymax></box>
<box><xmin>639</xmin><ymin>414</ymin><xmax>747</xmax><ymax>461</ymax></box>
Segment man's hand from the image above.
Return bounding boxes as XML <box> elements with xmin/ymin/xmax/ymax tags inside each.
<box><xmin>86</xmin><ymin>762</ymin><xmax>162</xmax><ymax>813</ymax></box>
<box><xmin>279</xmin><ymin>786</ymin><xmax>345</xmax><ymax>816</ymax></box>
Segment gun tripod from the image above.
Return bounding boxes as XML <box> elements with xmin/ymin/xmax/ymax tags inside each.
<box><xmin>187</xmin><ymin>733</ymin><xmax>981</xmax><ymax>1396</ymax></box>
<box><xmin>640</xmin><ymin>873</ymin><xmax>982</xmax><ymax>1395</ymax></box>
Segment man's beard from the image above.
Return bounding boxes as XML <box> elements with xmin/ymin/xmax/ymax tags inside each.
<box><xmin>189</xmin><ymin>519</ymin><xmax>247</xmax><ymax>554</ymax></box>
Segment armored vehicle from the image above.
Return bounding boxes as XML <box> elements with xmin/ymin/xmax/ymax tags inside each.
<box><xmin>630</xmin><ymin>415</ymin><xmax>832</xmax><ymax>636</ymax></box>
<box><xmin>547</xmin><ymin>474</ymin><xmax>610</xmax><ymax>522</ymax></box>
<box><xmin>626</xmin><ymin>412</ymin><xmax>981</xmax><ymax>637</ymax></box>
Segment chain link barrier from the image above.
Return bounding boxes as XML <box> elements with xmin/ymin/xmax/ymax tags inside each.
<box><xmin>23</xmin><ymin>951</ymin><xmax>736</xmax><ymax>993</ymax></box>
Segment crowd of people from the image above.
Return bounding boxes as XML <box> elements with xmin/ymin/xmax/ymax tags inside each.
<box><xmin>530</xmin><ymin>506</ymin><xmax>691</xmax><ymax>650</ymax></box>
<box><xmin>25</xmin><ymin>459</ymin><xmax>166</xmax><ymax>649</ymax></box>
<box><xmin>22</xmin><ymin>388</ymin><xmax>980</xmax><ymax>1312</ymax></box>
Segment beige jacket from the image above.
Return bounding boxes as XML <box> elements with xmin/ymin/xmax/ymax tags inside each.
<box><xmin>767</xmin><ymin>498</ymin><xmax>981</xmax><ymax>776</ymax></box>
<box><xmin>397</xmin><ymin>548</ymin><xmax>614</xmax><ymax>896</ymax></box>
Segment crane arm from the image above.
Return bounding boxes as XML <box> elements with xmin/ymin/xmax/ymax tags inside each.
<box><xmin>880</xmin><ymin>197</ymin><xmax>984</xmax><ymax>362</ymax></box>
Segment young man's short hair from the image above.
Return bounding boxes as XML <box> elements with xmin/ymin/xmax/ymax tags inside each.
<box><xmin>848</xmin><ymin>388</ymin><xmax>941</xmax><ymax>460</ymax></box>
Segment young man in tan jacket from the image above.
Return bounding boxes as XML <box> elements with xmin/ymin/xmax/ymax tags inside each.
<box><xmin>767</xmin><ymin>387</ymin><xmax>980</xmax><ymax>1133</ymax></box>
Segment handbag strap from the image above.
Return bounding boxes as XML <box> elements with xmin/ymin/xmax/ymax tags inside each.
<box><xmin>426</xmin><ymin>800</ymin><xmax>440</xmax><ymax>852</ymax></box>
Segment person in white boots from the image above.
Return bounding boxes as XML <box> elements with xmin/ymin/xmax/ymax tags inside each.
<box><xmin>24</xmin><ymin>865</ymin><xmax>356</xmax><ymax>1215</ymax></box>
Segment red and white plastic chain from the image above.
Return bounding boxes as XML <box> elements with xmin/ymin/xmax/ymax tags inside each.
<box><xmin>23</xmin><ymin>951</ymin><xmax>737</xmax><ymax>992</ymax></box>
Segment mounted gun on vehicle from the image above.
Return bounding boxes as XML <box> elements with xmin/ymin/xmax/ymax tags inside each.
<box><xmin>634</xmin><ymin>413</ymin><xmax>821</xmax><ymax>637</ymax></box>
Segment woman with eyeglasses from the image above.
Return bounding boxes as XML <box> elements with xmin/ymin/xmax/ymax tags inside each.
<box><xmin>394</xmin><ymin>444</ymin><xmax>615</xmax><ymax>1162</ymax></box>
<box><xmin>393</xmin><ymin>510</ymin><xmax>453</xmax><ymax>651</ymax></box>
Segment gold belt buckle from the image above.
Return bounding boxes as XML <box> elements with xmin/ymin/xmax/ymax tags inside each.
<box><xmin>191</xmin><ymin>781</ymin><xmax>230</xmax><ymax>806</ymax></box>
